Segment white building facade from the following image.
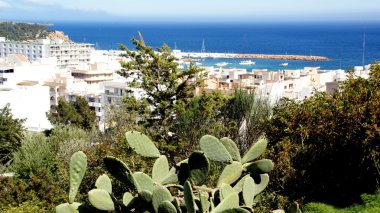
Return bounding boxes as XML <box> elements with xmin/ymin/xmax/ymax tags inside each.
<box><xmin>0</xmin><ymin>37</ymin><xmax>93</xmax><ymax>68</ymax></box>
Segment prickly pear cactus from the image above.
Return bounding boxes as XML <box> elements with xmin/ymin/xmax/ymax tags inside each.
<box><xmin>241</xmin><ymin>137</ymin><xmax>268</xmax><ymax>164</ymax></box>
<box><xmin>200</xmin><ymin>135</ymin><xmax>232</xmax><ymax>163</ymax></box>
<box><xmin>125</xmin><ymin>130</ymin><xmax>160</xmax><ymax>158</ymax></box>
<box><xmin>88</xmin><ymin>188</ymin><xmax>115</xmax><ymax>211</ymax></box>
<box><xmin>56</xmin><ymin>132</ymin><xmax>275</xmax><ymax>213</ymax></box>
<box><xmin>95</xmin><ymin>174</ymin><xmax>112</xmax><ymax>193</ymax></box>
<box><xmin>188</xmin><ymin>151</ymin><xmax>210</xmax><ymax>185</ymax></box>
<box><xmin>218</xmin><ymin>162</ymin><xmax>243</xmax><ymax>186</ymax></box>
<box><xmin>69</xmin><ymin>151</ymin><xmax>87</xmax><ymax>204</ymax></box>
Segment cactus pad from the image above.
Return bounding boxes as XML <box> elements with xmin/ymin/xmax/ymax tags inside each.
<box><xmin>153</xmin><ymin>155</ymin><xmax>170</xmax><ymax>183</ymax></box>
<box><xmin>241</xmin><ymin>137</ymin><xmax>268</xmax><ymax>164</ymax></box>
<box><xmin>212</xmin><ymin>192</ymin><xmax>239</xmax><ymax>212</ymax></box>
<box><xmin>122</xmin><ymin>192</ymin><xmax>134</xmax><ymax>207</ymax></box>
<box><xmin>219</xmin><ymin>183</ymin><xmax>235</xmax><ymax>201</ymax></box>
<box><xmin>219</xmin><ymin>208</ymin><xmax>251</xmax><ymax>213</ymax></box>
<box><xmin>217</xmin><ymin>162</ymin><xmax>243</xmax><ymax>187</ymax></box>
<box><xmin>158</xmin><ymin>200</ymin><xmax>177</xmax><ymax>213</ymax></box>
<box><xmin>152</xmin><ymin>185</ymin><xmax>174</xmax><ymax>213</ymax></box>
<box><xmin>200</xmin><ymin>135</ymin><xmax>232</xmax><ymax>163</ymax></box>
<box><xmin>103</xmin><ymin>156</ymin><xmax>134</xmax><ymax>187</ymax></box>
<box><xmin>88</xmin><ymin>189</ymin><xmax>115</xmax><ymax>211</ymax></box>
<box><xmin>125</xmin><ymin>131</ymin><xmax>160</xmax><ymax>157</ymax></box>
<box><xmin>188</xmin><ymin>151</ymin><xmax>210</xmax><ymax>185</ymax></box>
<box><xmin>56</xmin><ymin>203</ymin><xmax>78</xmax><ymax>213</ymax></box>
<box><xmin>133</xmin><ymin>172</ymin><xmax>154</xmax><ymax>193</ymax></box>
<box><xmin>69</xmin><ymin>151</ymin><xmax>87</xmax><ymax>204</ymax></box>
<box><xmin>184</xmin><ymin>181</ymin><xmax>196</xmax><ymax>213</ymax></box>
<box><xmin>161</xmin><ymin>167</ymin><xmax>178</xmax><ymax>185</ymax></box>
<box><xmin>244</xmin><ymin>159</ymin><xmax>274</xmax><ymax>174</ymax></box>
<box><xmin>139</xmin><ymin>189</ymin><xmax>153</xmax><ymax>203</ymax></box>
<box><xmin>95</xmin><ymin>174</ymin><xmax>112</xmax><ymax>194</ymax></box>
<box><xmin>242</xmin><ymin>176</ymin><xmax>255</xmax><ymax>207</ymax></box>
<box><xmin>253</xmin><ymin>174</ymin><xmax>269</xmax><ymax>197</ymax></box>
<box><xmin>220</xmin><ymin>137</ymin><xmax>241</xmax><ymax>162</ymax></box>
<box><xmin>232</xmin><ymin>174</ymin><xmax>249</xmax><ymax>193</ymax></box>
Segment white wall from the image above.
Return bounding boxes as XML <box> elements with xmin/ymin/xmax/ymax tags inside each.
<box><xmin>0</xmin><ymin>86</ymin><xmax>52</xmax><ymax>131</ymax></box>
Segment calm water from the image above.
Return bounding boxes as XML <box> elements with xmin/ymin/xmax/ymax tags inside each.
<box><xmin>50</xmin><ymin>22</ymin><xmax>380</xmax><ymax>70</ymax></box>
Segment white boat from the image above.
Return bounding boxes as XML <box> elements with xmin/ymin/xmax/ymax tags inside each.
<box><xmin>215</xmin><ymin>62</ymin><xmax>228</xmax><ymax>67</ymax></box>
<box><xmin>195</xmin><ymin>62</ymin><xmax>202</xmax><ymax>66</ymax></box>
<box><xmin>280</xmin><ymin>63</ymin><xmax>289</xmax><ymax>66</ymax></box>
<box><xmin>239</xmin><ymin>60</ymin><xmax>256</xmax><ymax>65</ymax></box>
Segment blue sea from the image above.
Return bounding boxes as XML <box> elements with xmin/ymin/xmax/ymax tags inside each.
<box><xmin>50</xmin><ymin>22</ymin><xmax>380</xmax><ymax>70</ymax></box>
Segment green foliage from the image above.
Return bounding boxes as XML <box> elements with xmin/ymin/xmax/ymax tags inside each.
<box><xmin>47</xmin><ymin>96</ymin><xmax>97</xmax><ymax>130</ymax></box>
<box><xmin>0</xmin><ymin>175</ymin><xmax>66</xmax><ymax>212</ymax></box>
<box><xmin>0</xmin><ymin>104</ymin><xmax>25</xmax><ymax>166</ymax></box>
<box><xmin>12</xmin><ymin>133</ymin><xmax>55</xmax><ymax>178</ymax></box>
<box><xmin>118</xmin><ymin>38</ymin><xmax>205</xmax><ymax>144</ymax></box>
<box><xmin>303</xmin><ymin>190</ymin><xmax>380</xmax><ymax>213</ymax></box>
<box><xmin>0</xmin><ymin>22</ymin><xmax>53</xmax><ymax>41</ymax></box>
<box><xmin>172</xmin><ymin>91</ymin><xmax>231</xmax><ymax>153</ymax></box>
<box><xmin>2</xmin><ymin>201</ymin><xmax>46</xmax><ymax>213</ymax></box>
<box><xmin>223</xmin><ymin>89</ymin><xmax>272</xmax><ymax>153</ymax></box>
<box><xmin>55</xmin><ymin>132</ymin><xmax>274</xmax><ymax>212</ymax></box>
<box><xmin>265</xmin><ymin>62</ymin><xmax>380</xmax><ymax>207</ymax></box>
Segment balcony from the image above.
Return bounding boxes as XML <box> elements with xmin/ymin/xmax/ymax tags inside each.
<box><xmin>89</xmin><ymin>102</ymin><xmax>102</xmax><ymax>108</ymax></box>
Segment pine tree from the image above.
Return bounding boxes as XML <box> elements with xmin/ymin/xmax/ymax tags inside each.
<box><xmin>118</xmin><ymin>38</ymin><xmax>205</xmax><ymax>143</ymax></box>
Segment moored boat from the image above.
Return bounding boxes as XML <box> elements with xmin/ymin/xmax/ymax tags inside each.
<box><xmin>239</xmin><ymin>60</ymin><xmax>256</xmax><ymax>65</ymax></box>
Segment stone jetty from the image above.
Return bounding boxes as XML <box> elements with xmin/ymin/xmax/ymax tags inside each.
<box><xmin>233</xmin><ymin>54</ymin><xmax>329</xmax><ymax>61</ymax></box>
<box><xmin>178</xmin><ymin>52</ymin><xmax>330</xmax><ymax>61</ymax></box>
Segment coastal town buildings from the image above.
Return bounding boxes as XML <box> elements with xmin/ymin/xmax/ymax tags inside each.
<box><xmin>198</xmin><ymin>65</ymin><xmax>371</xmax><ymax>103</ymax></box>
<box><xmin>0</xmin><ymin>37</ymin><xmax>93</xmax><ymax>68</ymax></box>
<box><xmin>0</xmin><ymin>47</ymin><xmax>374</xmax><ymax>133</ymax></box>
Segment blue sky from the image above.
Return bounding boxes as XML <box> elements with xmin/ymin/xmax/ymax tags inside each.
<box><xmin>0</xmin><ymin>0</ymin><xmax>379</xmax><ymax>22</ymax></box>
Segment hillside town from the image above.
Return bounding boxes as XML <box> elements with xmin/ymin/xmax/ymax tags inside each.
<box><xmin>0</xmin><ymin>37</ymin><xmax>371</xmax><ymax>131</ymax></box>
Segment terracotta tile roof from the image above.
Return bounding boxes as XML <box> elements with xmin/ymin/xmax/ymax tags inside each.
<box><xmin>15</xmin><ymin>54</ymin><xmax>28</xmax><ymax>62</ymax></box>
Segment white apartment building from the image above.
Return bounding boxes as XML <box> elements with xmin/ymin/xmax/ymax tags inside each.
<box><xmin>71</xmin><ymin>63</ymin><xmax>115</xmax><ymax>85</ymax></box>
<box><xmin>0</xmin><ymin>37</ymin><xmax>93</xmax><ymax>68</ymax></box>
<box><xmin>0</xmin><ymin>55</ymin><xmax>59</xmax><ymax>131</ymax></box>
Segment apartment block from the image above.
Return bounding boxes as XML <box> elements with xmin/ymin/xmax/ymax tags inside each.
<box><xmin>0</xmin><ymin>37</ymin><xmax>93</xmax><ymax>68</ymax></box>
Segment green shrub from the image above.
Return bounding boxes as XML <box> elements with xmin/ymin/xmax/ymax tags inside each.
<box><xmin>12</xmin><ymin>133</ymin><xmax>56</xmax><ymax>178</ymax></box>
<box><xmin>0</xmin><ymin>175</ymin><xmax>66</xmax><ymax>212</ymax></box>
<box><xmin>0</xmin><ymin>104</ymin><xmax>25</xmax><ymax>166</ymax></box>
<box><xmin>2</xmin><ymin>201</ymin><xmax>45</xmax><ymax>213</ymax></box>
<box><xmin>265</xmin><ymin>62</ymin><xmax>380</xmax><ymax>207</ymax></box>
<box><xmin>304</xmin><ymin>190</ymin><xmax>380</xmax><ymax>213</ymax></box>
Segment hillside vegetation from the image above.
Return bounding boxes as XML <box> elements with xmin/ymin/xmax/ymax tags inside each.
<box><xmin>0</xmin><ymin>22</ymin><xmax>53</xmax><ymax>41</ymax></box>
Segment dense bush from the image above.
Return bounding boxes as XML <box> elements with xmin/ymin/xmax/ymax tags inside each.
<box><xmin>0</xmin><ymin>104</ymin><xmax>25</xmax><ymax>167</ymax></box>
<box><xmin>265</xmin><ymin>62</ymin><xmax>380</xmax><ymax>207</ymax></box>
<box><xmin>0</xmin><ymin>175</ymin><xmax>66</xmax><ymax>212</ymax></box>
<box><xmin>47</xmin><ymin>96</ymin><xmax>97</xmax><ymax>130</ymax></box>
<box><xmin>12</xmin><ymin>133</ymin><xmax>56</xmax><ymax>178</ymax></box>
<box><xmin>304</xmin><ymin>190</ymin><xmax>380</xmax><ymax>213</ymax></box>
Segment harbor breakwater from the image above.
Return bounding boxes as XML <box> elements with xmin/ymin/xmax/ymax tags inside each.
<box><xmin>179</xmin><ymin>52</ymin><xmax>329</xmax><ymax>61</ymax></box>
<box><xmin>233</xmin><ymin>54</ymin><xmax>329</xmax><ymax>61</ymax></box>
